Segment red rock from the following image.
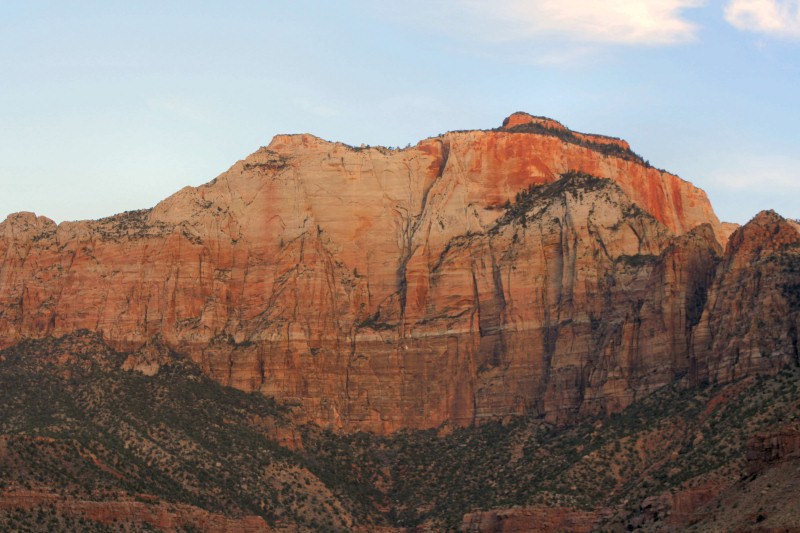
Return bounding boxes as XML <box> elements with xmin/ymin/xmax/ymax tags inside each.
<box><xmin>691</xmin><ymin>210</ymin><xmax>800</xmax><ymax>383</ymax></box>
<box><xmin>0</xmin><ymin>114</ymin><xmax>745</xmax><ymax>433</ymax></box>
<box><xmin>633</xmin><ymin>477</ymin><xmax>725</xmax><ymax>529</ymax></box>
<box><xmin>746</xmin><ymin>426</ymin><xmax>800</xmax><ymax>476</ymax></box>
<box><xmin>459</xmin><ymin>505</ymin><xmax>605</xmax><ymax>532</ymax></box>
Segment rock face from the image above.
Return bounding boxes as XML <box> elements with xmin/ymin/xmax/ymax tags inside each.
<box><xmin>631</xmin><ymin>478</ymin><xmax>725</xmax><ymax>530</ymax></box>
<box><xmin>746</xmin><ymin>426</ymin><xmax>800</xmax><ymax>476</ymax></box>
<box><xmin>0</xmin><ymin>113</ymin><xmax>794</xmax><ymax>433</ymax></box>
<box><xmin>459</xmin><ymin>505</ymin><xmax>604</xmax><ymax>533</ymax></box>
<box><xmin>691</xmin><ymin>210</ymin><xmax>800</xmax><ymax>383</ymax></box>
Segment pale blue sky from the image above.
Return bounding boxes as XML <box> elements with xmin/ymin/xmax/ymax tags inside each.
<box><xmin>1</xmin><ymin>0</ymin><xmax>799</xmax><ymax>225</ymax></box>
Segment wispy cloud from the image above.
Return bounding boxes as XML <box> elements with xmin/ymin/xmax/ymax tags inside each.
<box><xmin>472</xmin><ymin>0</ymin><xmax>705</xmax><ymax>45</ymax></box>
<box><xmin>379</xmin><ymin>0</ymin><xmax>704</xmax><ymax>45</ymax></box>
<box><xmin>362</xmin><ymin>0</ymin><xmax>704</xmax><ymax>65</ymax></box>
<box><xmin>724</xmin><ymin>0</ymin><xmax>800</xmax><ymax>38</ymax></box>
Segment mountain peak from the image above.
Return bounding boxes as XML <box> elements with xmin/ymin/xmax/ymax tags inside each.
<box><xmin>0</xmin><ymin>114</ymin><xmax>741</xmax><ymax>433</ymax></box>
<box><xmin>501</xmin><ymin>112</ymin><xmax>567</xmax><ymax>131</ymax></box>
<box><xmin>723</xmin><ymin>209</ymin><xmax>800</xmax><ymax>260</ymax></box>
<box><xmin>499</xmin><ymin>111</ymin><xmax>634</xmax><ymax>155</ymax></box>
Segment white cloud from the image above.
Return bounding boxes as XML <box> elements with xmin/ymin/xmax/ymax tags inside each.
<box><xmin>363</xmin><ymin>0</ymin><xmax>704</xmax><ymax>46</ymax></box>
<box><xmin>724</xmin><ymin>0</ymin><xmax>800</xmax><ymax>38</ymax></box>
<box><xmin>359</xmin><ymin>0</ymin><xmax>704</xmax><ymax>65</ymax></box>
<box><xmin>477</xmin><ymin>0</ymin><xmax>705</xmax><ymax>44</ymax></box>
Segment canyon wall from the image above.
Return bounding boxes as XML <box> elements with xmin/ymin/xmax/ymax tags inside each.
<box><xmin>1</xmin><ymin>113</ymin><xmax>795</xmax><ymax>432</ymax></box>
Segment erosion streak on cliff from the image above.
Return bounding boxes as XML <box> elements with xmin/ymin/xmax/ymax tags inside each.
<box><xmin>691</xmin><ymin>210</ymin><xmax>800</xmax><ymax>383</ymax></box>
<box><xmin>1</xmin><ymin>114</ymin><xmax>780</xmax><ymax>433</ymax></box>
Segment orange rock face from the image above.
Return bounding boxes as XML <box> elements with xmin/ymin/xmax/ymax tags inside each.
<box><xmin>0</xmin><ymin>114</ymin><xmax>757</xmax><ymax>433</ymax></box>
<box><xmin>691</xmin><ymin>210</ymin><xmax>800</xmax><ymax>383</ymax></box>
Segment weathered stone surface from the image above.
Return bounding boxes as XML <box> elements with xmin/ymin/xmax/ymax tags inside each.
<box><xmin>630</xmin><ymin>477</ymin><xmax>725</xmax><ymax>530</ymax></box>
<box><xmin>0</xmin><ymin>114</ymin><xmax>763</xmax><ymax>433</ymax></box>
<box><xmin>691</xmin><ymin>210</ymin><xmax>800</xmax><ymax>383</ymax></box>
<box><xmin>746</xmin><ymin>426</ymin><xmax>800</xmax><ymax>476</ymax></box>
<box><xmin>459</xmin><ymin>505</ymin><xmax>604</xmax><ymax>533</ymax></box>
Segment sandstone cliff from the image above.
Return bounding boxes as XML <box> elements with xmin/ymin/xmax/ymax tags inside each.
<box><xmin>0</xmin><ymin>113</ymin><xmax>787</xmax><ymax>433</ymax></box>
<box><xmin>4</xmin><ymin>306</ymin><xmax>800</xmax><ymax>532</ymax></box>
<box><xmin>691</xmin><ymin>210</ymin><xmax>800</xmax><ymax>382</ymax></box>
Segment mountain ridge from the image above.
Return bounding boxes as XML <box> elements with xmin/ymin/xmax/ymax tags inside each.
<box><xmin>2</xmin><ymin>113</ymin><xmax>800</xmax><ymax>532</ymax></box>
<box><xmin>0</xmin><ymin>113</ymin><xmax>789</xmax><ymax>435</ymax></box>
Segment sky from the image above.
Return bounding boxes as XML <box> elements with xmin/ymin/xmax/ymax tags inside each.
<box><xmin>1</xmin><ymin>0</ymin><xmax>799</xmax><ymax>225</ymax></box>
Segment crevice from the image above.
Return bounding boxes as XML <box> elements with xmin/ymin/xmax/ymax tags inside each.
<box><xmin>790</xmin><ymin>321</ymin><xmax>800</xmax><ymax>367</ymax></box>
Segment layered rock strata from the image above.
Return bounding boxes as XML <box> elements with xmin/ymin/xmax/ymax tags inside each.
<box><xmin>691</xmin><ymin>210</ymin><xmax>800</xmax><ymax>382</ymax></box>
<box><xmin>2</xmin><ymin>113</ymin><xmax>794</xmax><ymax>433</ymax></box>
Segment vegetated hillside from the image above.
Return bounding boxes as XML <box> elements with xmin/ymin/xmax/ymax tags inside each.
<box><xmin>0</xmin><ymin>332</ymin><xmax>381</xmax><ymax>533</ymax></box>
<box><xmin>306</xmin><ymin>369</ymin><xmax>800</xmax><ymax>532</ymax></box>
<box><xmin>1</xmin><ymin>331</ymin><xmax>800</xmax><ymax>532</ymax></box>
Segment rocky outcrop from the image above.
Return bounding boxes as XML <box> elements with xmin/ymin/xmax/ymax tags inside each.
<box><xmin>686</xmin><ymin>424</ymin><xmax>800</xmax><ymax>532</ymax></box>
<box><xmin>458</xmin><ymin>505</ymin><xmax>604</xmax><ymax>533</ymax></box>
<box><xmin>0</xmin><ymin>113</ymin><xmax>783</xmax><ymax>433</ymax></box>
<box><xmin>495</xmin><ymin>113</ymin><xmax>724</xmax><ymax>241</ymax></box>
<box><xmin>630</xmin><ymin>478</ymin><xmax>725</xmax><ymax>530</ymax></box>
<box><xmin>746</xmin><ymin>426</ymin><xmax>800</xmax><ymax>476</ymax></box>
<box><xmin>691</xmin><ymin>210</ymin><xmax>800</xmax><ymax>383</ymax></box>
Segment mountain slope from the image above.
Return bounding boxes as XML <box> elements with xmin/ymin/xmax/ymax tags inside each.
<box><xmin>0</xmin><ymin>333</ymin><xmax>378</xmax><ymax>532</ymax></box>
<box><xmin>1</xmin><ymin>109</ymin><xmax>800</xmax><ymax>531</ymax></box>
<box><xmin>0</xmin><ymin>114</ymin><xmax>734</xmax><ymax>432</ymax></box>
<box><xmin>2</xmin><ymin>331</ymin><xmax>800</xmax><ymax>532</ymax></box>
